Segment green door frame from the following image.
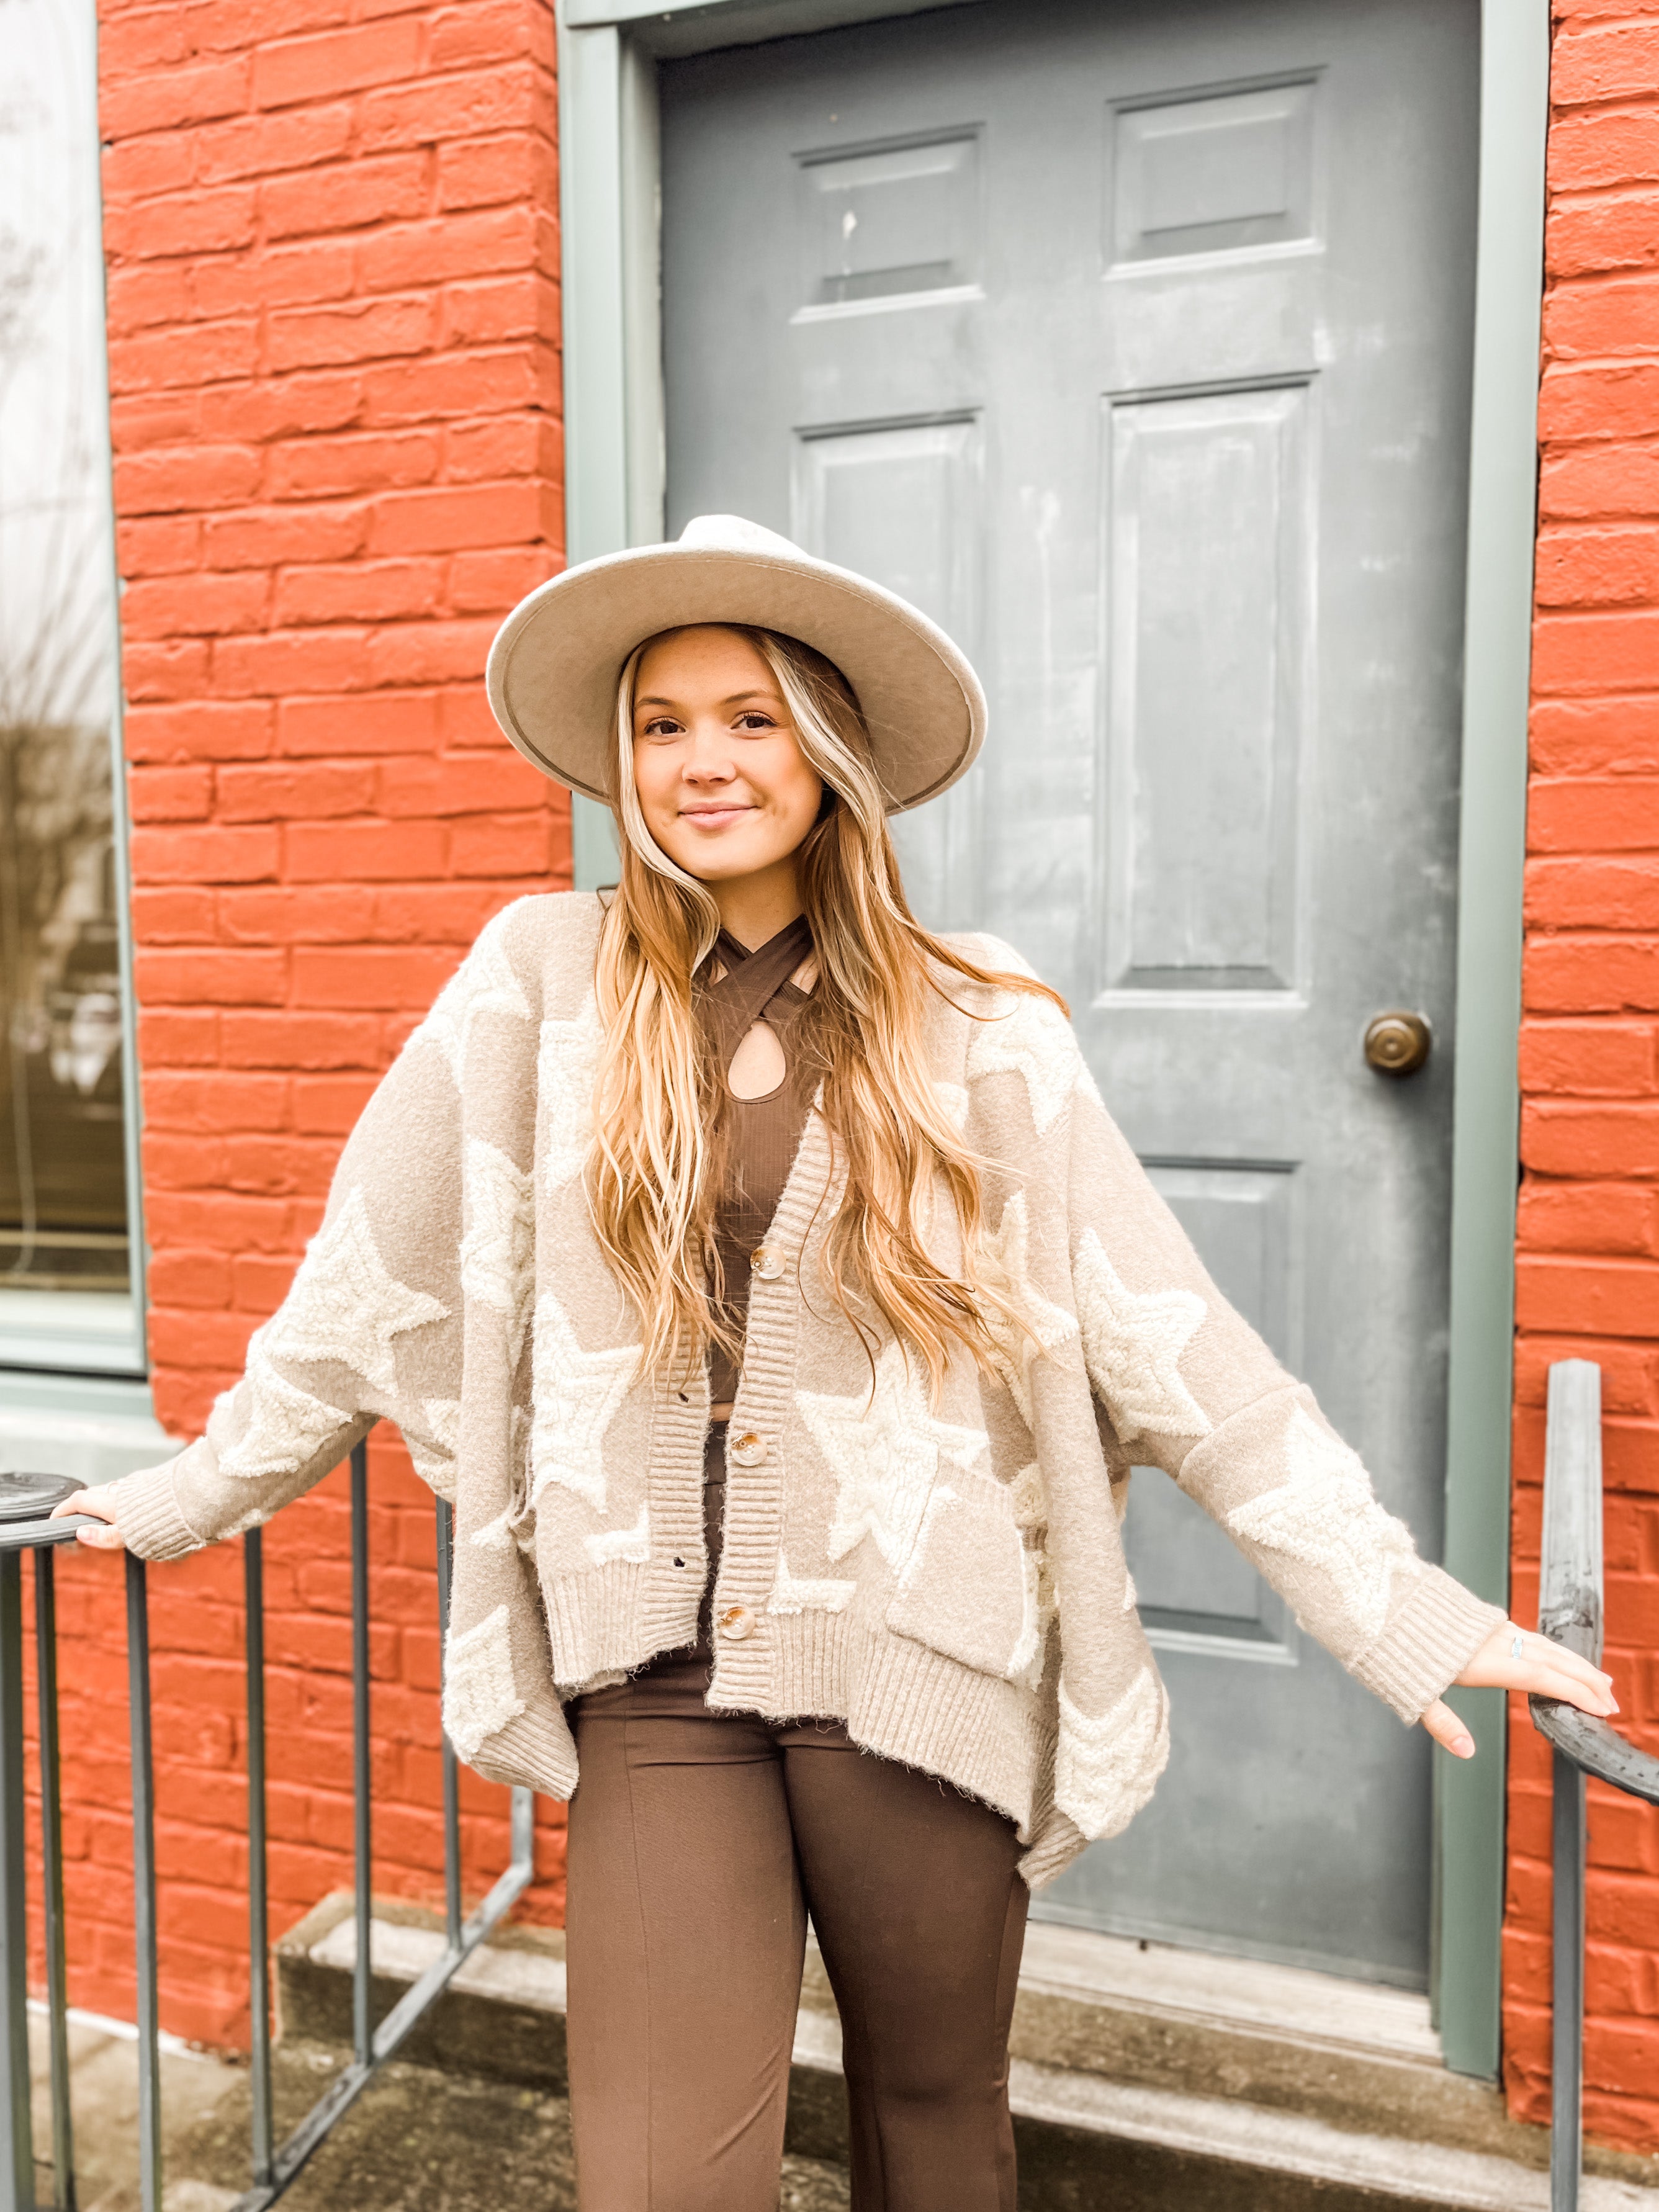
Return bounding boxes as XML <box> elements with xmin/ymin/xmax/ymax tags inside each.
<box><xmin>555</xmin><ymin>0</ymin><xmax>1548</xmax><ymax>2079</ymax></box>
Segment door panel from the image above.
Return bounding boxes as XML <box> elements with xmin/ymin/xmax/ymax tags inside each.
<box><xmin>661</xmin><ymin>0</ymin><xmax>1478</xmax><ymax>1985</ymax></box>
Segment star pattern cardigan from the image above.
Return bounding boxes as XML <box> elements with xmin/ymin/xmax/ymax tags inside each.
<box><xmin>104</xmin><ymin>893</ymin><xmax>1504</xmax><ymax>1885</ymax></box>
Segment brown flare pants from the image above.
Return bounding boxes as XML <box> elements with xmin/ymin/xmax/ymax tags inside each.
<box><xmin>563</xmin><ymin>1429</ymin><xmax>1029</xmax><ymax>2212</ymax></box>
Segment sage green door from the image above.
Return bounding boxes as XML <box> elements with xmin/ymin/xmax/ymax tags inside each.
<box><xmin>660</xmin><ymin>0</ymin><xmax>1478</xmax><ymax>1986</ymax></box>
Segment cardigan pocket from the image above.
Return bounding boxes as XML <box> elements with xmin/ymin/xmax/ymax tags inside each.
<box><xmin>884</xmin><ymin>1473</ymin><xmax>1043</xmax><ymax>1683</ymax></box>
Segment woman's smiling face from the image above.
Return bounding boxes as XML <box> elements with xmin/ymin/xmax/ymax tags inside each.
<box><xmin>630</xmin><ymin>625</ymin><xmax>824</xmax><ymax>886</ymax></box>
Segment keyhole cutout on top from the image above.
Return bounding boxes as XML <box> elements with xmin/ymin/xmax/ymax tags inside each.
<box><xmin>727</xmin><ymin>1018</ymin><xmax>786</xmax><ymax>1100</ymax></box>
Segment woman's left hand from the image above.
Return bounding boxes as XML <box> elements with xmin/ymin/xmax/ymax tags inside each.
<box><xmin>1419</xmin><ymin>1621</ymin><xmax>1618</xmax><ymax>1759</ymax></box>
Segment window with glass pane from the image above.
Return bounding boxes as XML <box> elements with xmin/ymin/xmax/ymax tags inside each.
<box><xmin>0</xmin><ymin>0</ymin><xmax>130</xmax><ymax>1302</ymax></box>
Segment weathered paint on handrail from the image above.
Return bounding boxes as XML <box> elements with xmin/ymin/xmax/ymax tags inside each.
<box><xmin>1530</xmin><ymin>1359</ymin><xmax>1659</xmax><ymax>2212</ymax></box>
<box><xmin>1529</xmin><ymin>1700</ymin><xmax>1659</xmax><ymax>1806</ymax></box>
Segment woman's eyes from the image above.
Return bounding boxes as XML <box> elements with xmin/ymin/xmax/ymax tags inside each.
<box><xmin>637</xmin><ymin>711</ymin><xmax>781</xmax><ymax>738</ymax></box>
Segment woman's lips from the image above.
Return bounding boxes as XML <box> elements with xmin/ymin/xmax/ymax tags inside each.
<box><xmin>679</xmin><ymin>806</ymin><xmax>753</xmax><ymax>831</ymax></box>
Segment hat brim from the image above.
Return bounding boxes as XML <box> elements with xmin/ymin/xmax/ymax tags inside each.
<box><xmin>485</xmin><ymin>539</ymin><xmax>986</xmax><ymax>814</ymax></box>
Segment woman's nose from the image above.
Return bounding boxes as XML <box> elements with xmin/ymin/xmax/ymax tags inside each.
<box><xmin>681</xmin><ymin>728</ymin><xmax>737</xmax><ymax>782</ymax></box>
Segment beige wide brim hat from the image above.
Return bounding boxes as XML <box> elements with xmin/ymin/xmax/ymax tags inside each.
<box><xmin>485</xmin><ymin>515</ymin><xmax>986</xmax><ymax>813</ymax></box>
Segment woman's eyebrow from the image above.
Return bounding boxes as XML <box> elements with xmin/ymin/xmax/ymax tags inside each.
<box><xmin>633</xmin><ymin>688</ymin><xmax>783</xmax><ymax>709</ymax></box>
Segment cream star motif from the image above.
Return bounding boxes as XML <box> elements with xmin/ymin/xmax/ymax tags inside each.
<box><xmin>411</xmin><ymin>914</ymin><xmax>533</xmax><ymax>1085</ymax></box>
<box><xmin>217</xmin><ymin>1331</ymin><xmax>350</xmax><ymax>1480</ymax></box>
<box><xmin>1072</xmin><ymin>1230</ymin><xmax>1210</xmax><ymax>1444</ymax></box>
<box><xmin>1225</xmin><ymin>1405</ymin><xmax>1421</xmax><ymax>1646</ymax></box>
<box><xmin>767</xmin><ymin>1554</ymin><xmax>857</xmax><ymax>1616</ymax></box>
<box><xmin>585</xmin><ymin>1502</ymin><xmax>650</xmax><ymax>1567</ymax></box>
<box><xmin>978</xmin><ymin>1192</ymin><xmax>1081</xmax><ymax>1427</ymax></box>
<box><xmin>935</xmin><ymin>1082</ymin><xmax>970</xmax><ymax>1135</ymax></box>
<box><xmin>460</xmin><ymin>1140</ymin><xmax>535</xmax><ymax>1360</ymax></box>
<box><xmin>443</xmin><ymin>1605</ymin><xmax>524</xmax><ymax>1760</ymax></box>
<box><xmin>469</xmin><ymin>1508</ymin><xmax>517</xmax><ymax>1553</ymax></box>
<box><xmin>529</xmin><ymin>1289</ymin><xmax>641</xmax><ymax>1514</ymax></box>
<box><xmin>539</xmin><ymin>1002</ymin><xmax>601</xmax><ymax>1192</ymax></box>
<box><xmin>1056</xmin><ymin>1667</ymin><xmax>1169</xmax><ymax>1840</ymax></box>
<box><xmin>798</xmin><ymin>1339</ymin><xmax>990</xmax><ymax>1570</ymax></box>
<box><xmin>265</xmin><ymin>1187</ymin><xmax>448</xmax><ymax>1396</ymax></box>
<box><xmin>965</xmin><ymin>992</ymin><xmax>1080</xmax><ymax>1135</ymax></box>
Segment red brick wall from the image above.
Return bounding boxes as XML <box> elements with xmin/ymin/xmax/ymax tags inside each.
<box><xmin>1509</xmin><ymin>0</ymin><xmax>1659</xmax><ymax>2155</ymax></box>
<box><xmin>71</xmin><ymin>0</ymin><xmax>571</xmax><ymax>2044</ymax></box>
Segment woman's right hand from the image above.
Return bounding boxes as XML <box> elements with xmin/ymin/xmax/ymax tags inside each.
<box><xmin>51</xmin><ymin>1491</ymin><xmax>127</xmax><ymax>1550</ymax></box>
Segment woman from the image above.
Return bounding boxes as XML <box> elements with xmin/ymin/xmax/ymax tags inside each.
<box><xmin>63</xmin><ymin>516</ymin><xmax>1615</xmax><ymax>2212</ymax></box>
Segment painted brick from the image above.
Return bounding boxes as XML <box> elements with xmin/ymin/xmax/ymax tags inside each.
<box><xmin>104</xmin><ymin>0</ymin><xmax>575</xmax><ymax>2052</ymax></box>
<box><xmin>260</xmin><ymin>153</ymin><xmax>428</xmax><ymax>241</ymax></box>
<box><xmin>252</xmin><ymin>22</ymin><xmax>426</xmax><ymax>112</ymax></box>
<box><xmin>193</xmin><ymin>103</ymin><xmax>357</xmax><ymax>185</ymax></box>
<box><xmin>128</xmin><ymin>765</ymin><xmax>215</xmax><ymax>822</ymax></box>
<box><xmin>116</xmin><ymin>444</ymin><xmax>262</xmax><ymax>515</ymax></box>
<box><xmin>276</xmin><ymin>689</ymin><xmax>441</xmax><ymax>756</ymax></box>
<box><xmin>1529</xmin><ymin>778</ymin><xmax>1659</xmax><ymax>850</ymax></box>
<box><xmin>271</xmin><ymin>556</ymin><xmax>446</xmax><ymax>626</ymax></box>
<box><xmin>266</xmin><ymin>431</ymin><xmax>440</xmax><ymax>501</ymax></box>
<box><xmin>102</xmin><ymin>182</ymin><xmax>258</xmax><ymax>261</ymax></box>
<box><xmin>202</xmin><ymin>503</ymin><xmax>369</xmax><ymax>571</ymax></box>
<box><xmin>1528</xmin><ymin>856</ymin><xmax>1659</xmax><ymax>929</ymax></box>
<box><xmin>121</xmin><ymin>572</ymin><xmax>272</xmax><ymax>640</ymax></box>
<box><xmin>1517</xmin><ymin>1022</ymin><xmax>1657</xmax><ymax>1096</ymax></box>
<box><xmin>135</xmin><ymin>948</ymin><xmax>288</xmax><ymax>1007</ymax></box>
<box><xmin>1535</xmin><ymin>530</ymin><xmax>1659</xmax><ymax>608</ymax></box>
<box><xmin>367</xmin><ymin>480</ymin><xmax>547</xmax><ymax>553</ymax></box>
<box><xmin>1515</xmin><ymin>9</ymin><xmax>1659</xmax><ymax>2155</ymax></box>
<box><xmin>130</xmin><ymin>824</ymin><xmax>280</xmax><ymax>884</ymax></box>
<box><xmin>284</xmin><ymin>819</ymin><xmax>449</xmax><ymax>881</ymax></box>
<box><xmin>124</xmin><ymin>700</ymin><xmax>274</xmax><ymax>763</ymax></box>
<box><xmin>194</xmin><ymin>240</ymin><xmax>357</xmax><ymax>318</ymax></box>
<box><xmin>266</xmin><ymin>294</ymin><xmax>437</xmax><ymax>373</ymax></box>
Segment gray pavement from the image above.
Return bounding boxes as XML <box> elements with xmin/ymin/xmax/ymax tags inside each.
<box><xmin>30</xmin><ymin>2016</ymin><xmax>851</xmax><ymax>2211</ymax></box>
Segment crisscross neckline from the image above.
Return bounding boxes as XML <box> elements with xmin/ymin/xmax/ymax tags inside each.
<box><xmin>696</xmin><ymin>914</ymin><xmax>814</xmax><ymax>1082</ymax></box>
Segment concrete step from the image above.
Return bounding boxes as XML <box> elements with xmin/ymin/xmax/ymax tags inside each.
<box><xmin>276</xmin><ymin>1898</ymin><xmax>1659</xmax><ymax>2212</ymax></box>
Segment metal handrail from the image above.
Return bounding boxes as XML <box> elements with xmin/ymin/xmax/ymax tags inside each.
<box><xmin>1529</xmin><ymin>1360</ymin><xmax>1659</xmax><ymax>2212</ymax></box>
<box><xmin>0</xmin><ymin>1431</ymin><xmax>535</xmax><ymax>2212</ymax></box>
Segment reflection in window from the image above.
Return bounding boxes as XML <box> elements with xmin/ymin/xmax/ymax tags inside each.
<box><xmin>0</xmin><ymin>0</ymin><xmax>130</xmax><ymax>1296</ymax></box>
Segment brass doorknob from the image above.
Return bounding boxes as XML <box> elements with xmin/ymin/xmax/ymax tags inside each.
<box><xmin>1364</xmin><ymin>1011</ymin><xmax>1432</xmax><ymax>1077</ymax></box>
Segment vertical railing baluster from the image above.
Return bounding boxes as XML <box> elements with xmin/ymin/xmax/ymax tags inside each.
<box><xmin>245</xmin><ymin>1529</ymin><xmax>272</xmax><ymax>2188</ymax></box>
<box><xmin>434</xmin><ymin>1499</ymin><xmax>461</xmax><ymax>1951</ymax></box>
<box><xmin>125</xmin><ymin>1553</ymin><xmax>161</xmax><ymax>2212</ymax></box>
<box><xmin>34</xmin><ymin>1550</ymin><xmax>76</xmax><ymax>2209</ymax></box>
<box><xmin>350</xmin><ymin>1442</ymin><xmax>372</xmax><ymax>2067</ymax></box>
<box><xmin>1551</xmin><ymin>1744</ymin><xmax>1586</xmax><ymax>2212</ymax></box>
<box><xmin>0</xmin><ymin>1552</ymin><xmax>34</xmax><ymax>2212</ymax></box>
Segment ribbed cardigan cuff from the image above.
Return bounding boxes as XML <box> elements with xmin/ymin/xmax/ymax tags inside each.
<box><xmin>102</xmin><ymin>1460</ymin><xmax>204</xmax><ymax>1563</ymax></box>
<box><xmin>1350</xmin><ymin>1567</ymin><xmax>1507</xmax><ymax>1721</ymax></box>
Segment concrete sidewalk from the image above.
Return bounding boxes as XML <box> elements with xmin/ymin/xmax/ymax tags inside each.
<box><xmin>29</xmin><ymin>2012</ymin><xmax>850</xmax><ymax>2211</ymax></box>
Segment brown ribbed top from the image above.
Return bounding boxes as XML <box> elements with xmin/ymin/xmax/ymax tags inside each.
<box><xmin>695</xmin><ymin>915</ymin><xmax>816</xmax><ymax>1405</ymax></box>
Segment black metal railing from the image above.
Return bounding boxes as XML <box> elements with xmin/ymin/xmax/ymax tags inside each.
<box><xmin>1529</xmin><ymin>1359</ymin><xmax>1659</xmax><ymax>2212</ymax></box>
<box><xmin>0</xmin><ymin>1432</ymin><xmax>534</xmax><ymax>2212</ymax></box>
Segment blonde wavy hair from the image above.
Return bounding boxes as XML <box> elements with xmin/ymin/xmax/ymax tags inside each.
<box><xmin>588</xmin><ymin>623</ymin><xmax>1065</xmax><ymax>1395</ymax></box>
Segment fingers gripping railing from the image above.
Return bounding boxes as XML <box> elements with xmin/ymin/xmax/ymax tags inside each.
<box><xmin>1529</xmin><ymin>1361</ymin><xmax>1659</xmax><ymax>2212</ymax></box>
<box><xmin>0</xmin><ymin>1432</ymin><xmax>536</xmax><ymax>2212</ymax></box>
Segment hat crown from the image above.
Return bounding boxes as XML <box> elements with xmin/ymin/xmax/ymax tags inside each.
<box><xmin>677</xmin><ymin>513</ymin><xmax>804</xmax><ymax>560</ymax></box>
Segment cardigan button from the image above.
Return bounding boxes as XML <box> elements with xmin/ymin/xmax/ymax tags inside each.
<box><xmin>718</xmin><ymin>1605</ymin><xmax>755</xmax><ymax>1642</ymax></box>
<box><xmin>731</xmin><ymin>1431</ymin><xmax>768</xmax><ymax>1468</ymax></box>
<box><xmin>751</xmin><ymin>1244</ymin><xmax>785</xmax><ymax>1281</ymax></box>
